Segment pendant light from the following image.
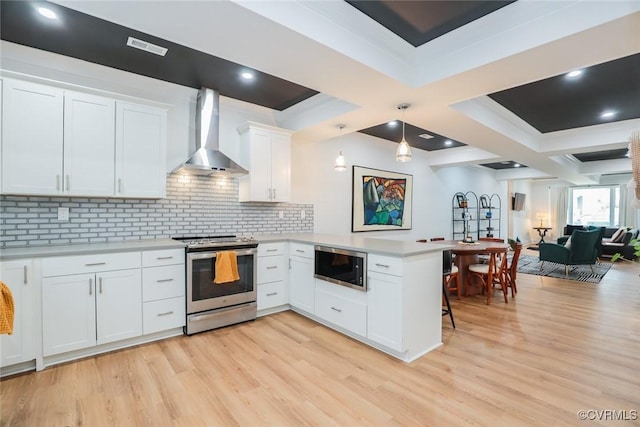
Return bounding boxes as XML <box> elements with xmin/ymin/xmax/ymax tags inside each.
<box><xmin>396</xmin><ymin>103</ymin><xmax>412</xmax><ymax>162</ymax></box>
<box><xmin>334</xmin><ymin>124</ymin><xmax>347</xmax><ymax>172</ymax></box>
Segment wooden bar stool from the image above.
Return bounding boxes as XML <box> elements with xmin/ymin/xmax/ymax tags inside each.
<box><xmin>441</xmin><ymin>249</ymin><xmax>456</xmax><ymax>328</ymax></box>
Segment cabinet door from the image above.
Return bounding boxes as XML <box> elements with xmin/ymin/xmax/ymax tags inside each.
<box><xmin>42</xmin><ymin>273</ymin><xmax>96</xmax><ymax>356</ymax></box>
<box><xmin>289</xmin><ymin>256</ymin><xmax>314</xmax><ymax>313</ymax></box>
<box><xmin>96</xmin><ymin>269</ymin><xmax>142</xmax><ymax>345</ymax></box>
<box><xmin>115</xmin><ymin>102</ymin><xmax>166</xmax><ymax>198</ymax></box>
<box><xmin>63</xmin><ymin>91</ymin><xmax>116</xmax><ymax>196</ymax></box>
<box><xmin>242</xmin><ymin>128</ymin><xmax>272</xmax><ymax>201</ymax></box>
<box><xmin>367</xmin><ymin>271</ymin><xmax>403</xmax><ymax>352</ymax></box>
<box><xmin>0</xmin><ymin>260</ymin><xmax>36</xmax><ymax>367</ymax></box>
<box><xmin>1</xmin><ymin>79</ymin><xmax>63</xmax><ymax>195</ymax></box>
<box><xmin>270</xmin><ymin>132</ymin><xmax>291</xmax><ymax>202</ymax></box>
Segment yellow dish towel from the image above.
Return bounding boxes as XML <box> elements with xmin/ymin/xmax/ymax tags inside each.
<box><xmin>0</xmin><ymin>281</ymin><xmax>15</xmax><ymax>335</ymax></box>
<box><xmin>214</xmin><ymin>251</ymin><xmax>240</xmax><ymax>284</ymax></box>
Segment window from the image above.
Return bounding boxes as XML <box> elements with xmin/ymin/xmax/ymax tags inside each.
<box><xmin>568</xmin><ymin>186</ymin><xmax>620</xmax><ymax>227</ymax></box>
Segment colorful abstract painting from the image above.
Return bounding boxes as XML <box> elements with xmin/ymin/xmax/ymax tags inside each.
<box><xmin>352</xmin><ymin>166</ymin><xmax>413</xmax><ymax>232</ymax></box>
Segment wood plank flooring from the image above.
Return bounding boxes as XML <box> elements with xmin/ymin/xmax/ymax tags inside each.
<box><xmin>2</xmin><ymin>254</ymin><xmax>639</xmax><ymax>426</ymax></box>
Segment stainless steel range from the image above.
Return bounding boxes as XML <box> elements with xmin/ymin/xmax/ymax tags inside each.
<box><xmin>173</xmin><ymin>235</ymin><xmax>258</xmax><ymax>335</ymax></box>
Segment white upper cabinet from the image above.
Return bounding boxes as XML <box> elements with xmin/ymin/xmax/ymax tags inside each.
<box><xmin>1</xmin><ymin>79</ymin><xmax>64</xmax><ymax>195</ymax></box>
<box><xmin>115</xmin><ymin>102</ymin><xmax>167</xmax><ymax>198</ymax></box>
<box><xmin>1</xmin><ymin>77</ymin><xmax>167</xmax><ymax>198</ymax></box>
<box><xmin>238</xmin><ymin>122</ymin><xmax>292</xmax><ymax>202</ymax></box>
<box><xmin>64</xmin><ymin>91</ymin><xmax>116</xmax><ymax>196</ymax></box>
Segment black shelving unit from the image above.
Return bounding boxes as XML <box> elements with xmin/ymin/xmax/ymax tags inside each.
<box><xmin>478</xmin><ymin>193</ymin><xmax>501</xmax><ymax>238</ymax></box>
<box><xmin>452</xmin><ymin>191</ymin><xmax>479</xmax><ymax>242</ymax></box>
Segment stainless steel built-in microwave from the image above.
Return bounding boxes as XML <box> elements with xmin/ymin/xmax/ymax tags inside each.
<box><xmin>314</xmin><ymin>245</ymin><xmax>367</xmax><ymax>291</ymax></box>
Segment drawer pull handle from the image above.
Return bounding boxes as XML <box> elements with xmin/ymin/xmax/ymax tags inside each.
<box><xmin>85</xmin><ymin>262</ymin><xmax>106</xmax><ymax>267</ymax></box>
<box><xmin>266</xmin><ymin>266</ymin><xmax>278</xmax><ymax>270</ymax></box>
<box><xmin>266</xmin><ymin>292</ymin><xmax>278</xmax><ymax>296</ymax></box>
<box><xmin>23</xmin><ymin>266</ymin><xmax>28</xmax><ymax>284</ymax></box>
<box><xmin>375</xmin><ymin>263</ymin><xmax>390</xmax><ymax>268</ymax></box>
<box><xmin>89</xmin><ymin>278</ymin><xmax>93</xmax><ymax>295</ymax></box>
<box><xmin>157</xmin><ymin>256</ymin><xmax>174</xmax><ymax>260</ymax></box>
<box><xmin>118</xmin><ymin>178</ymin><xmax>123</xmax><ymax>193</ymax></box>
<box><xmin>331</xmin><ymin>307</ymin><xmax>342</xmax><ymax>313</ymax></box>
<box><xmin>66</xmin><ymin>174</ymin><xmax>70</xmax><ymax>191</ymax></box>
<box><xmin>266</xmin><ymin>249</ymin><xmax>278</xmax><ymax>252</ymax></box>
<box><xmin>56</xmin><ymin>175</ymin><xmax>61</xmax><ymax>191</ymax></box>
<box><xmin>157</xmin><ymin>278</ymin><xmax>174</xmax><ymax>283</ymax></box>
<box><xmin>157</xmin><ymin>311</ymin><xmax>174</xmax><ymax>317</ymax></box>
<box><xmin>99</xmin><ymin>277</ymin><xmax>103</xmax><ymax>294</ymax></box>
<box><xmin>295</xmin><ymin>249</ymin><xmax>305</xmax><ymax>253</ymax></box>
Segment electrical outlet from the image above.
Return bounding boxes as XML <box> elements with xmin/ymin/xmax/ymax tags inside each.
<box><xmin>58</xmin><ymin>207</ymin><xmax>70</xmax><ymax>221</ymax></box>
<box><xmin>278</xmin><ymin>210</ymin><xmax>284</xmax><ymax>219</ymax></box>
<box><xmin>301</xmin><ymin>209</ymin><xmax>306</xmax><ymax>219</ymax></box>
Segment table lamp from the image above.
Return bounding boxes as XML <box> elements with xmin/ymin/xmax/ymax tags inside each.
<box><xmin>536</xmin><ymin>212</ymin><xmax>545</xmax><ymax>227</ymax></box>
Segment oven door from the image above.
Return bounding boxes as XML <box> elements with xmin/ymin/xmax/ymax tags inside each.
<box><xmin>186</xmin><ymin>247</ymin><xmax>257</xmax><ymax>314</ymax></box>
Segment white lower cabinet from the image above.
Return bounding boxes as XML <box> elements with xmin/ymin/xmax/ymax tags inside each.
<box><xmin>0</xmin><ymin>259</ymin><xmax>38</xmax><ymax>368</ymax></box>
<box><xmin>141</xmin><ymin>249</ymin><xmax>185</xmax><ymax>334</ymax></box>
<box><xmin>257</xmin><ymin>243</ymin><xmax>287</xmax><ymax>312</ymax></box>
<box><xmin>41</xmin><ymin>253</ymin><xmax>142</xmax><ymax>357</ymax></box>
<box><xmin>315</xmin><ymin>280</ymin><xmax>367</xmax><ymax>337</ymax></box>
<box><xmin>289</xmin><ymin>243</ymin><xmax>315</xmax><ymax>314</ymax></box>
<box><xmin>367</xmin><ymin>271</ymin><xmax>403</xmax><ymax>351</ymax></box>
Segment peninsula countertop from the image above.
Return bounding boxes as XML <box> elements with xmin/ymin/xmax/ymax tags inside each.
<box><xmin>0</xmin><ymin>233</ymin><xmax>452</xmax><ymax>261</ymax></box>
<box><xmin>255</xmin><ymin>233</ymin><xmax>453</xmax><ymax>257</ymax></box>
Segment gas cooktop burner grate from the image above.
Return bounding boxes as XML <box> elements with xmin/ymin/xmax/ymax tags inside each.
<box><xmin>172</xmin><ymin>234</ymin><xmax>258</xmax><ymax>249</ymax></box>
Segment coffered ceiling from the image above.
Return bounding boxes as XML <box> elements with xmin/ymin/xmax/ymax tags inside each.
<box><xmin>1</xmin><ymin>0</ymin><xmax>639</xmax><ymax>184</ymax></box>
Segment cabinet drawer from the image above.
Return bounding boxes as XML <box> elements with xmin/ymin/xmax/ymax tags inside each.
<box><xmin>367</xmin><ymin>254</ymin><xmax>403</xmax><ymax>277</ymax></box>
<box><xmin>42</xmin><ymin>252</ymin><xmax>141</xmax><ymax>277</ymax></box>
<box><xmin>143</xmin><ymin>297</ymin><xmax>185</xmax><ymax>335</ymax></box>
<box><xmin>258</xmin><ymin>242</ymin><xmax>286</xmax><ymax>257</ymax></box>
<box><xmin>257</xmin><ymin>255</ymin><xmax>285</xmax><ymax>284</ymax></box>
<box><xmin>257</xmin><ymin>281</ymin><xmax>287</xmax><ymax>310</ymax></box>
<box><xmin>142</xmin><ymin>248</ymin><xmax>184</xmax><ymax>267</ymax></box>
<box><xmin>142</xmin><ymin>264</ymin><xmax>185</xmax><ymax>302</ymax></box>
<box><xmin>289</xmin><ymin>242</ymin><xmax>313</xmax><ymax>259</ymax></box>
<box><xmin>315</xmin><ymin>288</ymin><xmax>367</xmax><ymax>337</ymax></box>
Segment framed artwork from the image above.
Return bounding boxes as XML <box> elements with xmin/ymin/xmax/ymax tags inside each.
<box><xmin>352</xmin><ymin>165</ymin><xmax>413</xmax><ymax>232</ymax></box>
<box><xmin>456</xmin><ymin>193</ymin><xmax>465</xmax><ymax>208</ymax></box>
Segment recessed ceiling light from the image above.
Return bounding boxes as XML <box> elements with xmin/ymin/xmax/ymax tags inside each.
<box><xmin>37</xmin><ymin>6</ymin><xmax>57</xmax><ymax>19</ymax></box>
<box><xmin>444</xmin><ymin>139</ymin><xmax>452</xmax><ymax>146</ymax></box>
<box><xmin>514</xmin><ymin>163</ymin><xmax>521</xmax><ymax>167</ymax></box>
<box><xmin>500</xmin><ymin>161</ymin><xmax>510</xmax><ymax>164</ymax></box>
<box><xmin>600</xmin><ymin>110</ymin><xmax>616</xmax><ymax>119</ymax></box>
<box><xmin>418</xmin><ymin>133</ymin><xmax>434</xmax><ymax>139</ymax></box>
<box><xmin>387</xmin><ymin>121</ymin><xmax>398</xmax><ymax>127</ymax></box>
<box><xmin>240</xmin><ymin>71</ymin><xmax>254</xmax><ymax>80</ymax></box>
<box><xmin>565</xmin><ymin>70</ymin><xmax>583</xmax><ymax>78</ymax></box>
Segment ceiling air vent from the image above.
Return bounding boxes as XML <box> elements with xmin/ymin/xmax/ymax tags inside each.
<box><xmin>126</xmin><ymin>37</ymin><xmax>168</xmax><ymax>56</ymax></box>
<box><xmin>419</xmin><ymin>133</ymin><xmax>434</xmax><ymax>139</ymax></box>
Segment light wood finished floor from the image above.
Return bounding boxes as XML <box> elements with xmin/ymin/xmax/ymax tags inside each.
<box><xmin>2</xmin><ymin>254</ymin><xmax>639</xmax><ymax>426</ymax></box>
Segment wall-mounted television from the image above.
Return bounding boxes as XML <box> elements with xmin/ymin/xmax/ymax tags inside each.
<box><xmin>512</xmin><ymin>192</ymin><xmax>526</xmax><ymax>211</ymax></box>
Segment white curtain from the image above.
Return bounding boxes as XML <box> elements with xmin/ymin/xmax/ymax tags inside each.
<box><xmin>548</xmin><ymin>186</ymin><xmax>568</xmax><ymax>238</ymax></box>
<box><xmin>621</xmin><ymin>179</ymin><xmax>640</xmax><ymax>229</ymax></box>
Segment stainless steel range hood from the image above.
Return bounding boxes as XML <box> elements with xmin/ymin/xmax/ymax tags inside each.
<box><xmin>173</xmin><ymin>88</ymin><xmax>247</xmax><ymax>177</ymax></box>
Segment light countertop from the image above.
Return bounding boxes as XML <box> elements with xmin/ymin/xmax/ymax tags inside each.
<box><xmin>0</xmin><ymin>239</ymin><xmax>186</xmax><ymax>261</ymax></box>
<box><xmin>0</xmin><ymin>234</ymin><xmax>451</xmax><ymax>261</ymax></box>
<box><xmin>255</xmin><ymin>233</ymin><xmax>452</xmax><ymax>257</ymax></box>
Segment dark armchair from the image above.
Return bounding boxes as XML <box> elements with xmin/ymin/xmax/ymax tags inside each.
<box><xmin>539</xmin><ymin>229</ymin><xmax>601</xmax><ymax>276</ymax></box>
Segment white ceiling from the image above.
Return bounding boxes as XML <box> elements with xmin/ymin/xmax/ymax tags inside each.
<box><xmin>52</xmin><ymin>0</ymin><xmax>640</xmax><ymax>184</ymax></box>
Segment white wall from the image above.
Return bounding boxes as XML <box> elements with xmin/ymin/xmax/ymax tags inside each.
<box><xmin>291</xmin><ymin>131</ymin><xmax>508</xmax><ymax>242</ymax></box>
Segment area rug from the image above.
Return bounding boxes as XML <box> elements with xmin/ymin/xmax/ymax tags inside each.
<box><xmin>516</xmin><ymin>254</ymin><xmax>612</xmax><ymax>284</ymax></box>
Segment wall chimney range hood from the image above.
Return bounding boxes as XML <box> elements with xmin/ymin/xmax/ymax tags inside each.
<box><xmin>173</xmin><ymin>88</ymin><xmax>248</xmax><ymax>177</ymax></box>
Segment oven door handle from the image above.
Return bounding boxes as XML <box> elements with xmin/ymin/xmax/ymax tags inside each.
<box><xmin>188</xmin><ymin>247</ymin><xmax>257</xmax><ymax>260</ymax></box>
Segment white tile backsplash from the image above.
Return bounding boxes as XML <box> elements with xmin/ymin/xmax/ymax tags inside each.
<box><xmin>0</xmin><ymin>174</ymin><xmax>313</xmax><ymax>247</ymax></box>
